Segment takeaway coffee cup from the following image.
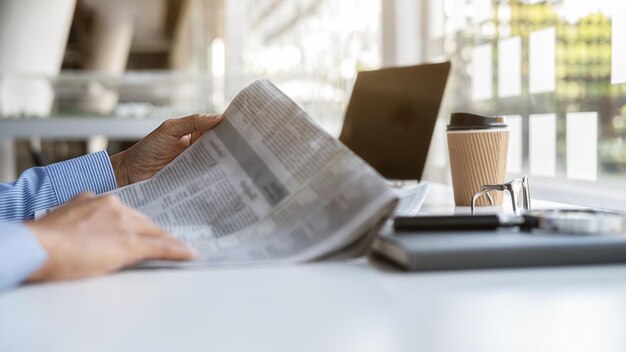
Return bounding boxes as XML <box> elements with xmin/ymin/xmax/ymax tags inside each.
<box><xmin>447</xmin><ymin>113</ymin><xmax>509</xmax><ymax>206</ymax></box>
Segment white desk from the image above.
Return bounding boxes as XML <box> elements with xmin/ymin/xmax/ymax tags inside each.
<box><xmin>1</xmin><ymin>185</ymin><xmax>625</xmax><ymax>352</ymax></box>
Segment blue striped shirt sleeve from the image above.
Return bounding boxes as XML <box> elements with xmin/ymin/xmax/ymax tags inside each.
<box><xmin>0</xmin><ymin>223</ymin><xmax>47</xmax><ymax>292</ymax></box>
<box><xmin>1</xmin><ymin>150</ymin><xmax>118</xmax><ymax>292</ymax></box>
<box><xmin>0</xmin><ymin>150</ymin><xmax>117</xmax><ymax>222</ymax></box>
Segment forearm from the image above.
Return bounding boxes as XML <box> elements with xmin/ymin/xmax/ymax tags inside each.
<box><xmin>0</xmin><ymin>151</ymin><xmax>118</xmax><ymax>221</ymax></box>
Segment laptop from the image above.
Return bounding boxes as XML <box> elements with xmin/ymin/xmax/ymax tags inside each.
<box><xmin>339</xmin><ymin>62</ymin><xmax>451</xmax><ymax>180</ymax></box>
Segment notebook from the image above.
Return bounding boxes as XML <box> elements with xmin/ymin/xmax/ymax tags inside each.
<box><xmin>371</xmin><ymin>230</ymin><xmax>626</xmax><ymax>271</ymax></box>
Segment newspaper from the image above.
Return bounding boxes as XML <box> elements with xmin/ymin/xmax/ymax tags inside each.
<box><xmin>395</xmin><ymin>183</ymin><xmax>430</xmax><ymax>217</ymax></box>
<box><xmin>112</xmin><ymin>80</ymin><xmax>398</xmax><ymax>267</ymax></box>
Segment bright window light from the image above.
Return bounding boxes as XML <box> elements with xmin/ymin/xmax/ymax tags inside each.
<box><xmin>567</xmin><ymin>112</ymin><xmax>598</xmax><ymax>181</ymax></box>
<box><xmin>529</xmin><ymin>113</ymin><xmax>557</xmax><ymax>177</ymax></box>
<box><xmin>498</xmin><ymin>36</ymin><xmax>521</xmax><ymax>98</ymax></box>
<box><xmin>471</xmin><ymin>43</ymin><xmax>493</xmax><ymax>101</ymax></box>
<box><xmin>439</xmin><ymin>0</ymin><xmax>626</xmax><ymax>209</ymax></box>
<box><xmin>472</xmin><ymin>0</ymin><xmax>492</xmax><ymax>23</ymax></box>
<box><xmin>211</xmin><ymin>37</ymin><xmax>225</xmax><ymax>108</ymax></box>
<box><xmin>612</xmin><ymin>9</ymin><xmax>626</xmax><ymax>84</ymax></box>
<box><xmin>211</xmin><ymin>37</ymin><xmax>225</xmax><ymax>77</ymax></box>
<box><xmin>529</xmin><ymin>27</ymin><xmax>556</xmax><ymax>94</ymax></box>
<box><xmin>428</xmin><ymin>0</ymin><xmax>444</xmax><ymax>39</ymax></box>
<box><xmin>445</xmin><ymin>0</ymin><xmax>466</xmax><ymax>34</ymax></box>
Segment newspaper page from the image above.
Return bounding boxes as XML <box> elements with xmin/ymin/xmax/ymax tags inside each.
<box><xmin>112</xmin><ymin>80</ymin><xmax>398</xmax><ymax>267</ymax></box>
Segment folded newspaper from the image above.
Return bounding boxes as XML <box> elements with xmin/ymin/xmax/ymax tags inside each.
<box><xmin>112</xmin><ymin>80</ymin><xmax>399</xmax><ymax>267</ymax></box>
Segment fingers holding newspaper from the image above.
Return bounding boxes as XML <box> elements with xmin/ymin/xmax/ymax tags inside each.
<box><xmin>112</xmin><ymin>80</ymin><xmax>399</xmax><ymax>268</ymax></box>
<box><xmin>110</xmin><ymin>113</ymin><xmax>223</xmax><ymax>187</ymax></box>
<box><xmin>25</xmin><ymin>193</ymin><xmax>197</xmax><ymax>283</ymax></box>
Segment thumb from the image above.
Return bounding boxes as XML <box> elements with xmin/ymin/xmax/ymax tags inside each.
<box><xmin>160</xmin><ymin>114</ymin><xmax>223</xmax><ymax>138</ymax></box>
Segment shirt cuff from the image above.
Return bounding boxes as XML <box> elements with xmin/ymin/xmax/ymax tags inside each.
<box><xmin>0</xmin><ymin>223</ymin><xmax>48</xmax><ymax>291</ymax></box>
<box><xmin>45</xmin><ymin>150</ymin><xmax>118</xmax><ymax>205</ymax></box>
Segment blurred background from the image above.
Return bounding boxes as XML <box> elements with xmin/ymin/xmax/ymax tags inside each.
<box><xmin>1</xmin><ymin>0</ymin><xmax>625</xmax><ymax>209</ymax></box>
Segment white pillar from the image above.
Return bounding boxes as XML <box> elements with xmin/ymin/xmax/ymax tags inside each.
<box><xmin>0</xmin><ymin>0</ymin><xmax>76</xmax><ymax>115</ymax></box>
<box><xmin>79</xmin><ymin>6</ymin><xmax>134</xmax><ymax>117</ymax></box>
<box><xmin>0</xmin><ymin>0</ymin><xmax>76</xmax><ymax>182</ymax></box>
<box><xmin>224</xmin><ymin>0</ymin><xmax>244</xmax><ymax>101</ymax></box>
<box><xmin>381</xmin><ymin>0</ymin><xmax>425</xmax><ymax>67</ymax></box>
<box><xmin>85</xmin><ymin>9</ymin><xmax>134</xmax><ymax>73</ymax></box>
<box><xmin>80</xmin><ymin>3</ymin><xmax>135</xmax><ymax>153</ymax></box>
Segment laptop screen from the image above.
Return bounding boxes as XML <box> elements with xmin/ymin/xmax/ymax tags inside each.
<box><xmin>339</xmin><ymin>62</ymin><xmax>451</xmax><ymax>180</ymax></box>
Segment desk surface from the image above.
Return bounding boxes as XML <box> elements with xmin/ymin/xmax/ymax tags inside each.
<box><xmin>1</xmin><ymin>185</ymin><xmax>623</xmax><ymax>352</ymax></box>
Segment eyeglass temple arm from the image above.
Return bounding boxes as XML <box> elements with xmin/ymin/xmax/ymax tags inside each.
<box><xmin>470</xmin><ymin>188</ymin><xmax>495</xmax><ymax>214</ymax></box>
<box><xmin>471</xmin><ymin>176</ymin><xmax>532</xmax><ymax>215</ymax></box>
<box><xmin>522</xmin><ymin>176</ymin><xmax>531</xmax><ymax>211</ymax></box>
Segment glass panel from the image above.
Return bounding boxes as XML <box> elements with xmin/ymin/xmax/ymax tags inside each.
<box><xmin>226</xmin><ymin>0</ymin><xmax>382</xmax><ymax>135</ymax></box>
<box><xmin>612</xmin><ymin>9</ymin><xmax>626</xmax><ymax>84</ymax></box>
<box><xmin>445</xmin><ymin>0</ymin><xmax>467</xmax><ymax>34</ymax></box>
<box><xmin>567</xmin><ymin>112</ymin><xmax>598</xmax><ymax>181</ymax></box>
<box><xmin>473</xmin><ymin>0</ymin><xmax>493</xmax><ymax>23</ymax></box>
<box><xmin>529</xmin><ymin>27</ymin><xmax>556</xmax><ymax>94</ymax></box>
<box><xmin>498</xmin><ymin>36</ymin><xmax>521</xmax><ymax>97</ymax></box>
<box><xmin>442</xmin><ymin>0</ymin><xmax>626</xmax><ymax>188</ymax></box>
<box><xmin>471</xmin><ymin>44</ymin><xmax>493</xmax><ymax>101</ymax></box>
<box><xmin>529</xmin><ymin>113</ymin><xmax>557</xmax><ymax>177</ymax></box>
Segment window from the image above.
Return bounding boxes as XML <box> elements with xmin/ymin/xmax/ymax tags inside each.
<box><xmin>223</xmin><ymin>0</ymin><xmax>382</xmax><ymax>135</ymax></box>
<box><xmin>217</xmin><ymin>0</ymin><xmax>626</xmax><ymax>209</ymax></box>
<box><xmin>440</xmin><ymin>0</ymin><xmax>626</xmax><ymax>210</ymax></box>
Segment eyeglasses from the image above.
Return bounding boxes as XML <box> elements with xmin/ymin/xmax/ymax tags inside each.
<box><xmin>471</xmin><ymin>175</ymin><xmax>531</xmax><ymax>215</ymax></box>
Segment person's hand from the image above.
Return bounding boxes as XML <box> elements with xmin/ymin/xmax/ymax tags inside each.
<box><xmin>110</xmin><ymin>114</ymin><xmax>222</xmax><ymax>187</ymax></box>
<box><xmin>25</xmin><ymin>193</ymin><xmax>196</xmax><ymax>283</ymax></box>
